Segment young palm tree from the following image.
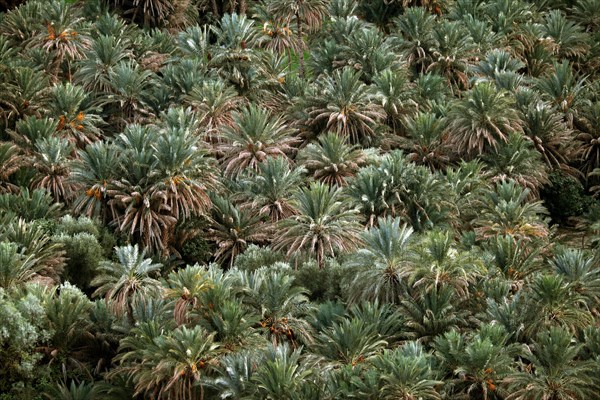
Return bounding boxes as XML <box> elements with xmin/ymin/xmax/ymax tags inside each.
<box><xmin>207</xmin><ymin>194</ymin><xmax>270</xmax><ymax>268</ymax></box>
<box><xmin>347</xmin><ymin>217</ymin><xmax>413</xmax><ymax>304</ymax></box>
<box><xmin>233</xmin><ymin>268</ymin><xmax>314</xmax><ymax>346</ymax></box>
<box><xmin>0</xmin><ymin>142</ymin><xmax>25</xmax><ymax>193</ymax></box>
<box><xmin>306</xmin><ymin>67</ymin><xmax>385</xmax><ymax>145</ymax></box>
<box><xmin>71</xmin><ymin>141</ymin><xmax>119</xmax><ymax>223</ymax></box>
<box><xmin>520</xmin><ymin>100</ymin><xmax>574</xmax><ymax>171</ymax></box>
<box><xmin>274</xmin><ymin>182</ymin><xmax>363</xmax><ymax>268</ymax></box>
<box><xmin>74</xmin><ymin>34</ymin><xmax>133</xmax><ymax>94</ymax></box>
<box><xmin>297</xmin><ymin>132</ymin><xmax>366</xmax><ymax>186</ymax></box>
<box><xmin>481</xmin><ymin>132</ymin><xmax>549</xmax><ymax>198</ymax></box>
<box><xmin>162</xmin><ymin>264</ymin><xmax>214</xmax><ymax>325</ymax></box>
<box><xmin>506</xmin><ymin>327</ymin><xmax>597</xmax><ymax>400</ymax></box>
<box><xmin>47</xmin><ymin>82</ymin><xmax>103</xmax><ymax>147</ymax></box>
<box><xmin>91</xmin><ymin>244</ymin><xmax>162</xmax><ymax>322</ymax></box>
<box><xmin>0</xmin><ymin>241</ymin><xmax>41</xmax><ymax>288</ymax></box>
<box><xmin>183</xmin><ymin>79</ymin><xmax>242</xmax><ymax>143</ymax></box>
<box><xmin>241</xmin><ymin>156</ymin><xmax>305</xmax><ymax>222</ymax></box>
<box><xmin>373</xmin><ymin>345</ymin><xmax>442</xmax><ymax>400</ymax></box>
<box><xmin>31</xmin><ymin>137</ymin><xmax>79</xmax><ymax>204</ymax></box>
<box><xmin>312</xmin><ymin>316</ymin><xmax>388</xmax><ymax>368</ymax></box>
<box><xmin>534</xmin><ymin>60</ymin><xmax>587</xmax><ymax>128</ymax></box>
<box><xmin>373</xmin><ymin>69</ymin><xmax>417</xmax><ymax>132</ymax></box>
<box><xmin>266</xmin><ymin>0</ymin><xmax>328</xmax><ymax>77</ymax></box>
<box><xmin>218</xmin><ymin>104</ymin><xmax>298</xmax><ymax>177</ymax></box>
<box><xmin>446</xmin><ymin>82</ymin><xmax>523</xmax><ymax>156</ymax></box>
<box><xmin>399</xmin><ymin>112</ymin><xmax>450</xmax><ymax>170</ymax></box>
<box><xmin>473</xmin><ymin>179</ymin><xmax>549</xmax><ymax>241</ymax></box>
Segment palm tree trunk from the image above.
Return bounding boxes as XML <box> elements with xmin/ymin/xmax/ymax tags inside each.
<box><xmin>210</xmin><ymin>0</ymin><xmax>219</xmax><ymax>17</ymax></box>
<box><xmin>296</xmin><ymin>14</ymin><xmax>305</xmax><ymax>79</ymax></box>
<box><xmin>239</xmin><ymin>0</ymin><xmax>247</xmax><ymax>15</ymax></box>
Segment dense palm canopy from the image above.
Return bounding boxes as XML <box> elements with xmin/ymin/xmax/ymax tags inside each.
<box><xmin>2</xmin><ymin>0</ymin><xmax>600</xmax><ymax>398</ymax></box>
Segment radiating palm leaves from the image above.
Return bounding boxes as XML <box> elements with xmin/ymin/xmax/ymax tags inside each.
<box><xmin>274</xmin><ymin>182</ymin><xmax>362</xmax><ymax>268</ymax></box>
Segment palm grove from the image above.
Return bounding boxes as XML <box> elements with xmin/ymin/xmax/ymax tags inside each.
<box><xmin>1</xmin><ymin>0</ymin><xmax>600</xmax><ymax>398</ymax></box>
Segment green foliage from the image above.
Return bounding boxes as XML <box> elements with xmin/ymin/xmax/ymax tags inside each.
<box><xmin>541</xmin><ymin>170</ymin><xmax>593</xmax><ymax>221</ymax></box>
<box><xmin>234</xmin><ymin>244</ymin><xmax>285</xmax><ymax>271</ymax></box>
<box><xmin>1</xmin><ymin>0</ymin><xmax>600</xmax><ymax>397</ymax></box>
<box><xmin>0</xmin><ymin>286</ymin><xmax>49</xmax><ymax>394</ymax></box>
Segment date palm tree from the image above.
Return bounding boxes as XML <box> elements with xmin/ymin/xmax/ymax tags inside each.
<box><xmin>434</xmin><ymin>325</ymin><xmax>518</xmax><ymax>399</ymax></box>
<box><xmin>109</xmin><ymin>113</ymin><xmax>217</xmax><ymax>253</ymax></box>
<box><xmin>209</xmin><ymin>13</ymin><xmax>261</xmax><ymax>91</ymax></box>
<box><xmin>241</xmin><ymin>156</ymin><xmax>305</xmax><ymax>222</ymax></box>
<box><xmin>91</xmin><ymin>244</ymin><xmax>162</xmax><ymax>322</ymax></box>
<box><xmin>162</xmin><ymin>264</ymin><xmax>214</xmax><ymax>325</ymax></box>
<box><xmin>409</xmin><ymin>230</ymin><xmax>483</xmax><ymax>299</ymax></box>
<box><xmin>35</xmin><ymin>0</ymin><xmax>91</xmax><ymax>80</ymax></box>
<box><xmin>394</xmin><ymin>6</ymin><xmax>436</xmax><ymax>74</ymax></box>
<box><xmin>47</xmin><ymin>82</ymin><xmax>103</xmax><ymax>147</ymax></box>
<box><xmin>541</xmin><ymin>10</ymin><xmax>590</xmax><ymax>60</ymax></box>
<box><xmin>399</xmin><ymin>112</ymin><xmax>450</xmax><ymax>170</ymax></box>
<box><xmin>312</xmin><ymin>316</ymin><xmax>388</xmax><ymax>368</ymax></box>
<box><xmin>218</xmin><ymin>104</ymin><xmax>299</xmax><ymax>177</ymax></box>
<box><xmin>0</xmin><ymin>142</ymin><xmax>25</xmax><ymax>193</ymax></box>
<box><xmin>306</xmin><ymin>67</ymin><xmax>385</xmax><ymax>145</ymax></box>
<box><xmin>0</xmin><ymin>241</ymin><xmax>41</xmax><ymax>288</ymax></box>
<box><xmin>447</xmin><ymin>82</ymin><xmax>523</xmax><ymax>156</ymax></box>
<box><xmin>74</xmin><ymin>34</ymin><xmax>133</xmax><ymax>94</ymax></box>
<box><xmin>482</xmin><ymin>132</ymin><xmax>549</xmax><ymax>198</ymax></box>
<box><xmin>347</xmin><ymin>217</ymin><xmax>413</xmax><ymax>304</ymax></box>
<box><xmin>427</xmin><ymin>20</ymin><xmax>477</xmax><ymax>94</ymax></box>
<box><xmin>520</xmin><ymin>100</ymin><xmax>574</xmax><ymax>171</ymax></box>
<box><xmin>115</xmin><ymin>322</ymin><xmax>219</xmax><ymax>400</ymax></box>
<box><xmin>534</xmin><ymin>60</ymin><xmax>587</xmax><ymax>128</ymax></box>
<box><xmin>274</xmin><ymin>182</ymin><xmax>363</xmax><ymax>268</ymax></box>
<box><xmin>373</xmin><ymin>344</ymin><xmax>442</xmax><ymax>400</ymax></box>
<box><xmin>297</xmin><ymin>132</ymin><xmax>366</xmax><ymax>186</ymax></box>
<box><xmin>71</xmin><ymin>141</ymin><xmax>119</xmax><ymax>223</ymax></box>
<box><xmin>506</xmin><ymin>327</ymin><xmax>597</xmax><ymax>400</ymax></box>
<box><xmin>550</xmin><ymin>247</ymin><xmax>600</xmax><ymax>310</ymax></box>
<box><xmin>253</xmin><ymin>344</ymin><xmax>315</xmax><ymax>399</ymax></box>
<box><xmin>266</xmin><ymin>0</ymin><xmax>328</xmax><ymax>77</ymax></box>
<box><xmin>31</xmin><ymin>137</ymin><xmax>79</xmax><ymax>204</ymax></box>
<box><xmin>207</xmin><ymin>194</ymin><xmax>270</xmax><ymax>268</ymax></box>
<box><xmin>183</xmin><ymin>79</ymin><xmax>242</xmax><ymax>143</ymax></box>
<box><xmin>233</xmin><ymin>268</ymin><xmax>314</xmax><ymax>346</ymax></box>
<box><xmin>373</xmin><ymin>69</ymin><xmax>417</xmax><ymax>132</ymax></box>
<box><xmin>473</xmin><ymin>179</ymin><xmax>549</xmax><ymax>241</ymax></box>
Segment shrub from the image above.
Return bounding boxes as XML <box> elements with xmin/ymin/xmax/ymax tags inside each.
<box><xmin>233</xmin><ymin>245</ymin><xmax>285</xmax><ymax>271</ymax></box>
<box><xmin>541</xmin><ymin>171</ymin><xmax>592</xmax><ymax>222</ymax></box>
